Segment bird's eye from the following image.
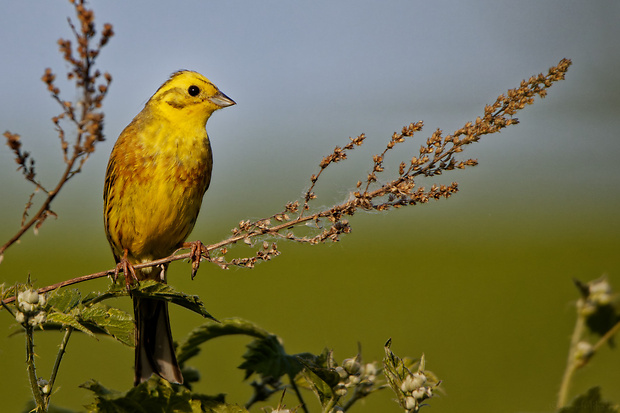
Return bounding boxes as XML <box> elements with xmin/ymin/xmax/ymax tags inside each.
<box><xmin>188</xmin><ymin>85</ymin><xmax>200</xmax><ymax>96</ymax></box>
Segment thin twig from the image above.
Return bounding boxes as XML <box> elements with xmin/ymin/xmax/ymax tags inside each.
<box><xmin>288</xmin><ymin>375</ymin><xmax>309</xmax><ymax>413</ymax></box>
<box><xmin>557</xmin><ymin>302</ymin><xmax>586</xmax><ymax>409</ymax></box>
<box><xmin>590</xmin><ymin>318</ymin><xmax>620</xmax><ymax>354</ymax></box>
<box><xmin>44</xmin><ymin>326</ymin><xmax>73</xmax><ymax>409</ymax></box>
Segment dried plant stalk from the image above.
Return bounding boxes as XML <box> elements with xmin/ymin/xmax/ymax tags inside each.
<box><xmin>1</xmin><ymin>0</ymin><xmax>113</xmax><ymax>260</ymax></box>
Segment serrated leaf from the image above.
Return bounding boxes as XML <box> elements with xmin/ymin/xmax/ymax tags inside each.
<box><xmin>44</xmin><ymin>301</ymin><xmax>134</xmax><ymax>345</ymax></box>
<box><xmin>586</xmin><ymin>304</ymin><xmax>619</xmax><ymax>344</ymax></box>
<box><xmin>202</xmin><ymin>400</ymin><xmax>248</xmax><ymax>413</ymax></box>
<box><xmin>81</xmin><ymin>282</ymin><xmax>128</xmax><ymax>306</ymax></box>
<box><xmin>83</xmin><ymin>377</ymin><xmax>193</xmax><ymax>413</ymax></box>
<box><xmin>559</xmin><ymin>387</ymin><xmax>619</xmax><ymax>413</ymax></box>
<box><xmin>45</xmin><ymin>311</ymin><xmax>97</xmax><ymax>338</ymax></box>
<box><xmin>80</xmin><ymin>379</ymin><xmax>121</xmax><ymax>397</ymax></box>
<box><xmin>177</xmin><ymin>318</ymin><xmax>271</xmax><ymax>365</ymax></box>
<box><xmin>298</xmin><ymin>359</ymin><xmax>339</xmax><ymax>406</ymax></box>
<box><xmin>1</xmin><ymin>283</ymin><xmax>18</xmax><ymax>303</ymax></box>
<box><xmin>132</xmin><ymin>280</ymin><xmax>216</xmax><ymax>320</ymax></box>
<box><xmin>81</xmin><ymin>303</ymin><xmax>134</xmax><ymax>346</ymax></box>
<box><xmin>239</xmin><ymin>334</ymin><xmax>313</xmax><ymax>381</ymax></box>
<box><xmin>81</xmin><ymin>377</ymin><xmax>248</xmax><ymax>413</ymax></box>
<box><xmin>47</xmin><ymin>288</ymin><xmax>82</xmax><ymax>312</ymax></box>
<box><xmin>383</xmin><ymin>339</ymin><xmax>411</xmax><ymax>407</ymax></box>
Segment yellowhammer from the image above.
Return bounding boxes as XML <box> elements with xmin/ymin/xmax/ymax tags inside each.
<box><xmin>103</xmin><ymin>71</ymin><xmax>235</xmax><ymax>385</ymax></box>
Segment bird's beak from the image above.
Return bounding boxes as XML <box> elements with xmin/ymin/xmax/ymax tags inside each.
<box><xmin>208</xmin><ymin>91</ymin><xmax>236</xmax><ymax>108</ymax></box>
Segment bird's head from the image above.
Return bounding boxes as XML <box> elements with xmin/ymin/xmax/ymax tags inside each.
<box><xmin>148</xmin><ymin>70</ymin><xmax>235</xmax><ymax>124</ymax></box>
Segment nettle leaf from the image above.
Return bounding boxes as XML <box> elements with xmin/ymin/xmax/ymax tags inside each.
<box><xmin>0</xmin><ymin>283</ymin><xmax>18</xmax><ymax>303</ymax></box>
<box><xmin>239</xmin><ymin>334</ymin><xmax>314</xmax><ymax>381</ymax></box>
<box><xmin>585</xmin><ymin>304</ymin><xmax>620</xmax><ymax>342</ymax></box>
<box><xmin>131</xmin><ymin>280</ymin><xmax>216</xmax><ymax>320</ymax></box>
<box><xmin>200</xmin><ymin>399</ymin><xmax>248</xmax><ymax>413</ymax></box>
<box><xmin>298</xmin><ymin>359</ymin><xmax>341</xmax><ymax>406</ymax></box>
<box><xmin>383</xmin><ymin>338</ymin><xmax>412</xmax><ymax>407</ymax></box>
<box><xmin>47</xmin><ymin>288</ymin><xmax>82</xmax><ymax>312</ymax></box>
<box><xmin>81</xmin><ymin>303</ymin><xmax>134</xmax><ymax>346</ymax></box>
<box><xmin>81</xmin><ymin>282</ymin><xmax>128</xmax><ymax>306</ymax></box>
<box><xmin>177</xmin><ymin>318</ymin><xmax>271</xmax><ymax>365</ymax></box>
<box><xmin>45</xmin><ymin>311</ymin><xmax>97</xmax><ymax>338</ymax></box>
<box><xmin>558</xmin><ymin>387</ymin><xmax>619</xmax><ymax>413</ymax></box>
<box><xmin>81</xmin><ymin>377</ymin><xmax>248</xmax><ymax>413</ymax></box>
<box><xmin>44</xmin><ymin>290</ymin><xmax>134</xmax><ymax>345</ymax></box>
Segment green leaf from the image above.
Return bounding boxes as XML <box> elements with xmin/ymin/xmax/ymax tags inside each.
<box><xmin>44</xmin><ymin>299</ymin><xmax>134</xmax><ymax>346</ymax></box>
<box><xmin>382</xmin><ymin>338</ymin><xmax>409</xmax><ymax>407</ymax></box>
<box><xmin>239</xmin><ymin>334</ymin><xmax>314</xmax><ymax>381</ymax></box>
<box><xmin>559</xmin><ymin>387</ymin><xmax>619</xmax><ymax>413</ymax></box>
<box><xmin>81</xmin><ymin>303</ymin><xmax>134</xmax><ymax>346</ymax></box>
<box><xmin>81</xmin><ymin>377</ymin><xmax>248</xmax><ymax>413</ymax></box>
<box><xmin>298</xmin><ymin>358</ymin><xmax>341</xmax><ymax>407</ymax></box>
<box><xmin>81</xmin><ymin>282</ymin><xmax>128</xmax><ymax>306</ymax></box>
<box><xmin>45</xmin><ymin>311</ymin><xmax>97</xmax><ymax>338</ymax></box>
<box><xmin>177</xmin><ymin>318</ymin><xmax>271</xmax><ymax>365</ymax></box>
<box><xmin>47</xmin><ymin>288</ymin><xmax>82</xmax><ymax>312</ymax></box>
<box><xmin>0</xmin><ymin>283</ymin><xmax>18</xmax><ymax>303</ymax></box>
<box><xmin>132</xmin><ymin>280</ymin><xmax>216</xmax><ymax>320</ymax></box>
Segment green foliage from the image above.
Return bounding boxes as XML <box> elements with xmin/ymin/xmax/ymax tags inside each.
<box><xmin>383</xmin><ymin>339</ymin><xmax>441</xmax><ymax>413</ymax></box>
<box><xmin>29</xmin><ymin>281</ymin><xmax>216</xmax><ymax>347</ymax></box>
<box><xmin>44</xmin><ymin>288</ymin><xmax>133</xmax><ymax>346</ymax></box>
<box><xmin>299</xmin><ymin>352</ymin><xmax>342</xmax><ymax>408</ymax></box>
<box><xmin>130</xmin><ymin>280</ymin><xmax>217</xmax><ymax>321</ymax></box>
<box><xmin>240</xmin><ymin>334</ymin><xmax>315</xmax><ymax>381</ymax></box>
<box><xmin>81</xmin><ymin>377</ymin><xmax>248</xmax><ymax>413</ymax></box>
<box><xmin>558</xmin><ymin>387</ymin><xmax>619</xmax><ymax>413</ymax></box>
<box><xmin>177</xmin><ymin>318</ymin><xmax>271</xmax><ymax>365</ymax></box>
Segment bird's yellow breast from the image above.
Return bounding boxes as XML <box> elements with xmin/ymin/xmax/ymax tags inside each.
<box><xmin>104</xmin><ymin>112</ymin><xmax>212</xmax><ymax>265</ymax></box>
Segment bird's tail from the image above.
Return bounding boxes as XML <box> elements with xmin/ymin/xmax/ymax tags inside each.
<box><xmin>133</xmin><ymin>296</ymin><xmax>184</xmax><ymax>386</ymax></box>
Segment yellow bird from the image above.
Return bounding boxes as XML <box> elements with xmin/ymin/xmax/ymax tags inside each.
<box><xmin>103</xmin><ymin>71</ymin><xmax>235</xmax><ymax>385</ymax></box>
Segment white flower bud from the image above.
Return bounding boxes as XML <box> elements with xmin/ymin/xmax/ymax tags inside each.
<box><xmin>575</xmin><ymin>341</ymin><xmax>594</xmax><ymax>361</ymax></box>
<box><xmin>401</xmin><ymin>375</ymin><xmax>416</xmax><ymax>393</ymax></box>
<box><xmin>19</xmin><ymin>302</ymin><xmax>34</xmax><ymax>313</ymax></box>
<box><xmin>335</xmin><ymin>366</ymin><xmax>348</xmax><ymax>380</ymax></box>
<box><xmin>32</xmin><ymin>312</ymin><xmax>47</xmax><ymax>325</ymax></box>
<box><xmin>342</xmin><ymin>358</ymin><xmax>361</xmax><ymax>375</ymax></box>
<box><xmin>15</xmin><ymin>312</ymin><xmax>25</xmax><ymax>324</ymax></box>
<box><xmin>334</xmin><ymin>383</ymin><xmax>348</xmax><ymax>397</ymax></box>
<box><xmin>23</xmin><ymin>290</ymin><xmax>40</xmax><ymax>304</ymax></box>
<box><xmin>411</xmin><ymin>373</ymin><xmax>427</xmax><ymax>388</ymax></box>
<box><xmin>347</xmin><ymin>375</ymin><xmax>361</xmax><ymax>386</ymax></box>
<box><xmin>411</xmin><ymin>388</ymin><xmax>426</xmax><ymax>400</ymax></box>
<box><xmin>364</xmin><ymin>363</ymin><xmax>377</xmax><ymax>377</ymax></box>
<box><xmin>589</xmin><ymin>278</ymin><xmax>611</xmax><ymax>296</ymax></box>
<box><xmin>405</xmin><ymin>396</ymin><xmax>417</xmax><ymax>410</ymax></box>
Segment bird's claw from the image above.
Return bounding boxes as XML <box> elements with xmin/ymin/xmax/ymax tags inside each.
<box><xmin>113</xmin><ymin>249</ymin><xmax>139</xmax><ymax>292</ymax></box>
<box><xmin>183</xmin><ymin>240</ymin><xmax>208</xmax><ymax>280</ymax></box>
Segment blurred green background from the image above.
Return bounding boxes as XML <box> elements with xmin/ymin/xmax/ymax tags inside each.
<box><xmin>1</xmin><ymin>1</ymin><xmax>619</xmax><ymax>412</ymax></box>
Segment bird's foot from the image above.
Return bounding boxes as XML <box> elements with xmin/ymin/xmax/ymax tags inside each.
<box><xmin>113</xmin><ymin>249</ymin><xmax>139</xmax><ymax>292</ymax></box>
<box><xmin>183</xmin><ymin>240</ymin><xmax>208</xmax><ymax>280</ymax></box>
